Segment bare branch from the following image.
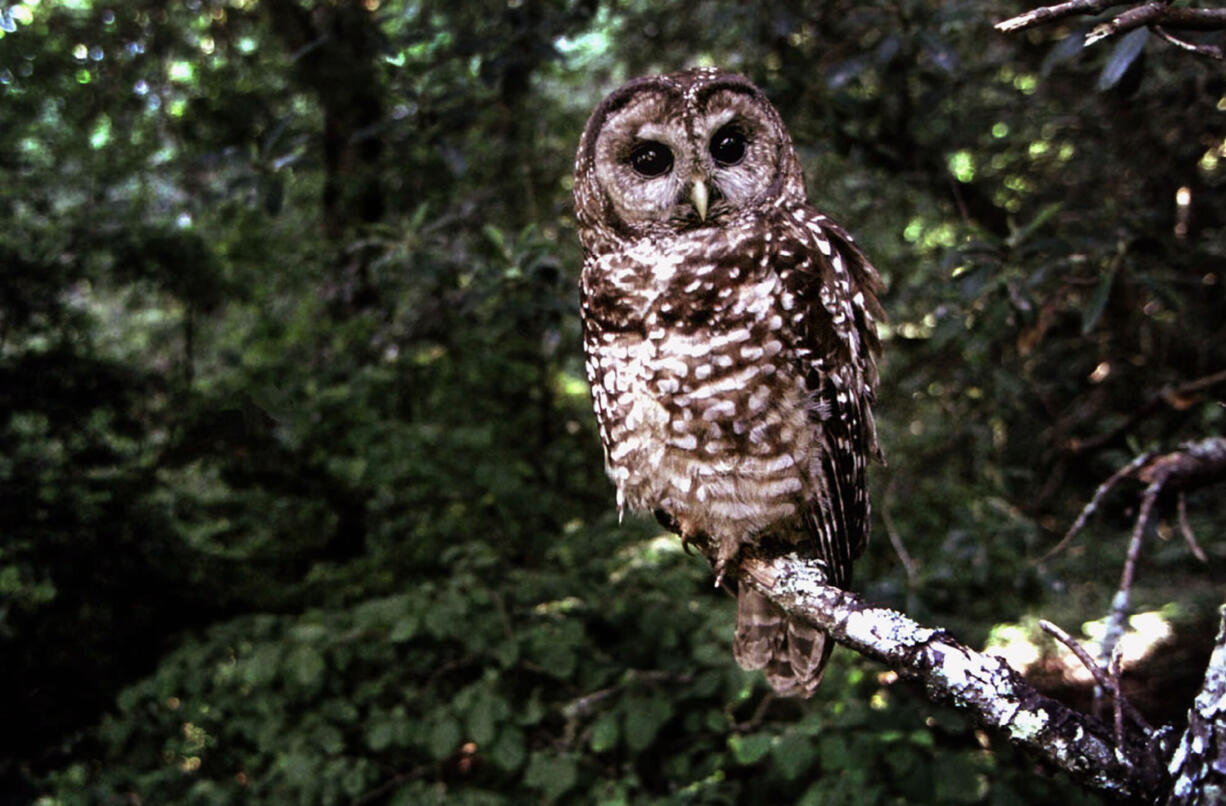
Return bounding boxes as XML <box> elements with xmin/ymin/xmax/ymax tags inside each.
<box><xmin>738</xmin><ymin>554</ymin><xmax>1166</xmax><ymax>802</ymax></box>
<box><xmin>1099</xmin><ymin>473</ymin><xmax>1162</xmax><ymax>668</ymax></box>
<box><xmin>1153</xmin><ymin>26</ymin><xmax>1226</xmax><ymax>59</ymax></box>
<box><xmin>1070</xmin><ymin>367</ymin><xmax>1226</xmax><ymax>456</ymax></box>
<box><xmin>1045</xmin><ymin>437</ymin><xmax>1226</xmax><ymax>563</ymax></box>
<box><xmin>881</xmin><ymin>477</ymin><xmax>919</xmax><ymax>590</ymax></box>
<box><xmin>1038</xmin><ymin>619</ymin><xmax>1151</xmax><ymax>733</ymax></box>
<box><xmin>1111</xmin><ymin>644</ymin><xmax>1125</xmax><ymax>754</ymax></box>
<box><xmin>996</xmin><ymin>2</ymin><xmax>1226</xmax><ymax>57</ymax></box>
<box><xmin>1176</xmin><ymin>493</ymin><xmax>1209</xmax><ymax>563</ymax></box>
<box><xmin>1041</xmin><ymin>450</ymin><xmax>1154</xmax><ymax>561</ymax></box>
<box><xmin>995</xmin><ymin>0</ymin><xmax>1126</xmax><ymax>33</ymax></box>
<box><xmin>1087</xmin><ymin>2</ymin><xmax>1171</xmax><ymax>45</ymax></box>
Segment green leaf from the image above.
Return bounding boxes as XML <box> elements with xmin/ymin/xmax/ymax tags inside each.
<box><xmin>933</xmin><ymin>752</ymin><xmax>987</xmax><ymax>802</ymax></box>
<box><xmin>490</xmin><ymin>726</ymin><xmax>525</xmax><ymax>772</ymax></box>
<box><xmin>622</xmin><ymin>693</ymin><xmax>671</xmax><ymax>752</ymax></box>
<box><xmin>772</xmin><ymin>733</ymin><xmax>817</xmax><ymax>780</ymax></box>
<box><xmin>1082</xmin><ymin>263</ymin><xmax>1116</xmax><ymax>334</ymax></box>
<box><xmin>728</xmin><ymin>732</ymin><xmax>771</xmax><ymax>765</ymax></box>
<box><xmin>524</xmin><ymin>751</ymin><xmax>578</xmax><ymax>801</ymax></box>
<box><xmin>243</xmin><ymin>644</ymin><xmax>281</xmax><ymax>686</ymax></box>
<box><xmin>466</xmin><ymin>690</ymin><xmax>508</xmax><ymax>745</ymax></box>
<box><xmin>286</xmin><ymin>645</ymin><xmax>326</xmax><ymax>688</ymax></box>
<box><xmin>428</xmin><ymin>716</ymin><xmax>462</xmax><ymax>760</ymax></box>
<box><xmin>590</xmin><ymin>712</ymin><xmax>619</xmax><ymax>752</ymax></box>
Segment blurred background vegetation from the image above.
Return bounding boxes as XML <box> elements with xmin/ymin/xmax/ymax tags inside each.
<box><xmin>1</xmin><ymin>0</ymin><xmax>1224</xmax><ymax>803</ymax></box>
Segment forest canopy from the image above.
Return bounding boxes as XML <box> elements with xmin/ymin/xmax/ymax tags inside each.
<box><xmin>1</xmin><ymin>1</ymin><xmax>1223</xmax><ymax>804</ymax></box>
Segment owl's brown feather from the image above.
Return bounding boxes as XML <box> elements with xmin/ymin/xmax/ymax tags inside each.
<box><xmin>575</xmin><ymin>68</ymin><xmax>882</xmax><ymax>698</ymax></box>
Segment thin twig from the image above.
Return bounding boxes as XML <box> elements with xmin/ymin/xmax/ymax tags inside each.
<box><xmin>1110</xmin><ymin>644</ymin><xmax>1125</xmax><ymax>759</ymax></box>
<box><xmin>1099</xmin><ymin>477</ymin><xmax>1161</xmax><ymax>669</ymax></box>
<box><xmin>1153</xmin><ymin>26</ymin><xmax>1226</xmax><ymax>59</ymax></box>
<box><xmin>1176</xmin><ymin>492</ymin><xmax>1209</xmax><ymax>562</ymax></box>
<box><xmin>881</xmin><ymin>477</ymin><xmax>919</xmax><ymax>590</ymax></box>
<box><xmin>1071</xmin><ymin>367</ymin><xmax>1226</xmax><ymax>456</ymax></box>
<box><xmin>733</xmin><ymin>691</ymin><xmax>776</xmax><ymax>733</ymax></box>
<box><xmin>1038</xmin><ymin>619</ymin><xmax>1151</xmax><ymax>732</ymax></box>
<box><xmin>1040</xmin><ymin>450</ymin><xmax>1154</xmax><ymax>561</ymax></box>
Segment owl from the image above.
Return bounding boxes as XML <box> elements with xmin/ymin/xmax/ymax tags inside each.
<box><xmin>574</xmin><ymin>67</ymin><xmax>883</xmax><ymax>698</ymax></box>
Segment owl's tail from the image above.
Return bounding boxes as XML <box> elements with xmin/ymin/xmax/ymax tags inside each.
<box><xmin>732</xmin><ymin>587</ymin><xmax>832</xmax><ymax>698</ymax></box>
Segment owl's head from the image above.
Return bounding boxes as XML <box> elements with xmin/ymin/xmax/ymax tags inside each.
<box><xmin>574</xmin><ymin>68</ymin><xmax>806</xmax><ymax>245</ymax></box>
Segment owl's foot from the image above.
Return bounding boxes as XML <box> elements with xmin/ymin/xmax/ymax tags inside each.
<box><xmin>712</xmin><ymin>534</ymin><xmax>742</xmax><ymax>589</ymax></box>
<box><xmin>657</xmin><ymin>510</ymin><xmax>709</xmax><ymax>557</ymax></box>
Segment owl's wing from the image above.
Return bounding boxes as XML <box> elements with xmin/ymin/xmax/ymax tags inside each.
<box><xmin>775</xmin><ymin>208</ymin><xmax>884</xmax><ymax>588</ymax></box>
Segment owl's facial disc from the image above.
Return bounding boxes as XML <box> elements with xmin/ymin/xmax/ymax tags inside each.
<box><xmin>692</xmin><ymin>88</ymin><xmax>782</xmax><ymax>213</ymax></box>
<box><xmin>590</xmin><ymin>80</ymin><xmax>788</xmax><ymax>231</ymax></box>
<box><xmin>593</xmin><ymin>90</ymin><xmax>694</xmax><ymax>228</ymax></box>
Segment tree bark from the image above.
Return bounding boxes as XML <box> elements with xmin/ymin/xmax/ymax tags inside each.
<box><xmin>1165</xmin><ymin>605</ymin><xmax>1226</xmax><ymax>805</ymax></box>
<box><xmin>737</xmin><ymin>553</ymin><xmax>1201</xmax><ymax>803</ymax></box>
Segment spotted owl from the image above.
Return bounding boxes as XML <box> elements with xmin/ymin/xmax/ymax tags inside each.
<box><xmin>573</xmin><ymin>68</ymin><xmax>883</xmax><ymax>698</ymax></box>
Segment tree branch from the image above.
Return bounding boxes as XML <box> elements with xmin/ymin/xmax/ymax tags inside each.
<box><xmin>996</xmin><ymin>1</ymin><xmax>1226</xmax><ymax>56</ymax></box>
<box><xmin>995</xmin><ymin>0</ymin><xmax>1128</xmax><ymax>33</ymax></box>
<box><xmin>738</xmin><ymin>553</ymin><xmax>1168</xmax><ymax>802</ymax></box>
<box><xmin>1165</xmin><ymin>605</ymin><xmax>1226</xmax><ymax>805</ymax></box>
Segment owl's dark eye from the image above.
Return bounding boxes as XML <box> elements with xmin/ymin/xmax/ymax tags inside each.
<box><xmin>710</xmin><ymin>125</ymin><xmax>747</xmax><ymax>166</ymax></box>
<box><xmin>628</xmin><ymin>141</ymin><xmax>673</xmax><ymax>177</ymax></box>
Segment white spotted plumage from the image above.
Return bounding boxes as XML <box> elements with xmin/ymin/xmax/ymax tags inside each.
<box><xmin>575</xmin><ymin>68</ymin><xmax>883</xmax><ymax>698</ymax></box>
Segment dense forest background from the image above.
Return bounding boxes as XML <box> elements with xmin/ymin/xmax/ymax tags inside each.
<box><xmin>2</xmin><ymin>0</ymin><xmax>1224</xmax><ymax>803</ymax></box>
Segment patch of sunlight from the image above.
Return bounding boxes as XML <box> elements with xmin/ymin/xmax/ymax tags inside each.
<box><xmin>412</xmin><ymin>344</ymin><xmax>446</xmax><ymax>365</ymax></box>
<box><xmin>89</xmin><ymin>114</ymin><xmax>111</xmax><ymax>149</ymax></box>
<box><xmin>556</xmin><ymin>29</ymin><xmax>609</xmax><ymax>62</ymax></box>
<box><xmin>533</xmin><ymin>596</ymin><xmax>584</xmax><ymax>615</ymax></box>
<box><xmin>1082</xmin><ymin>607</ymin><xmax>1176</xmax><ymax>667</ymax></box>
<box><xmin>609</xmin><ymin>535</ymin><xmax>683</xmax><ymax>583</ymax></box>
<box><xmin>948</xmin><ymin>149</ymin><xmax>975</xmax><ymax>183</ymax></box>
<box><xmin>991</xmin><ymin>121</ymin><xmax>1009</xmax><ymax>138</ymax></box>
<box><xmin>168</xmin><ymin>60</ymin><xmax>194</xmax><ymax>83</ymax></box>
<box><xmin>556</xmin><ymin>371</ymin><xmax>589</xmax><ymax>399</ymax></box>
<box><xmin>984</xmin><ymin>620</ymin><xmax>1043</xmax><ymax>672</ymax></box>
<box><xmin>9</xmin><ymin>4</ymin><xmax>35</xmax><ymax>27</ymax></box>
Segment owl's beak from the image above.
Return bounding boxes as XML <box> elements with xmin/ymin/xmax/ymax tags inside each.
<box><xmin>690</xmin><ymin>177</ymin><xmax>709</xmax><ymax>221</ymax></box>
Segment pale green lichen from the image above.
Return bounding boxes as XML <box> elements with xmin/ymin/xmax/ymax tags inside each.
<box><xmin>1007</xmin><ymin>706</ymin><xmax>1049</xmax><ymax>742</ymax></box>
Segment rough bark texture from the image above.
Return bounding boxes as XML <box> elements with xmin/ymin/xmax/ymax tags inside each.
<box><xmin>1165</xmin><ymin>605</ymin><xmax>1226</xmax><ymax>806</ymax></box>
<box><xmin>739</xmin><ymin>553</ymin><xmax>1169</xmax><ymax>803</ymax></box>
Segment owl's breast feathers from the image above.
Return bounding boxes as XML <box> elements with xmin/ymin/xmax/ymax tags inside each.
<box><xmin>580</xmin><ymin>205</ymin><xmax>882</xmax><ymax>580</ymax></box>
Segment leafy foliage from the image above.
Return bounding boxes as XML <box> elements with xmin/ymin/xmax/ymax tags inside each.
<box><xmin>1</xmin><ymin>0</ymin><xmax>1223</xmax><ymax>803</ymax></box>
